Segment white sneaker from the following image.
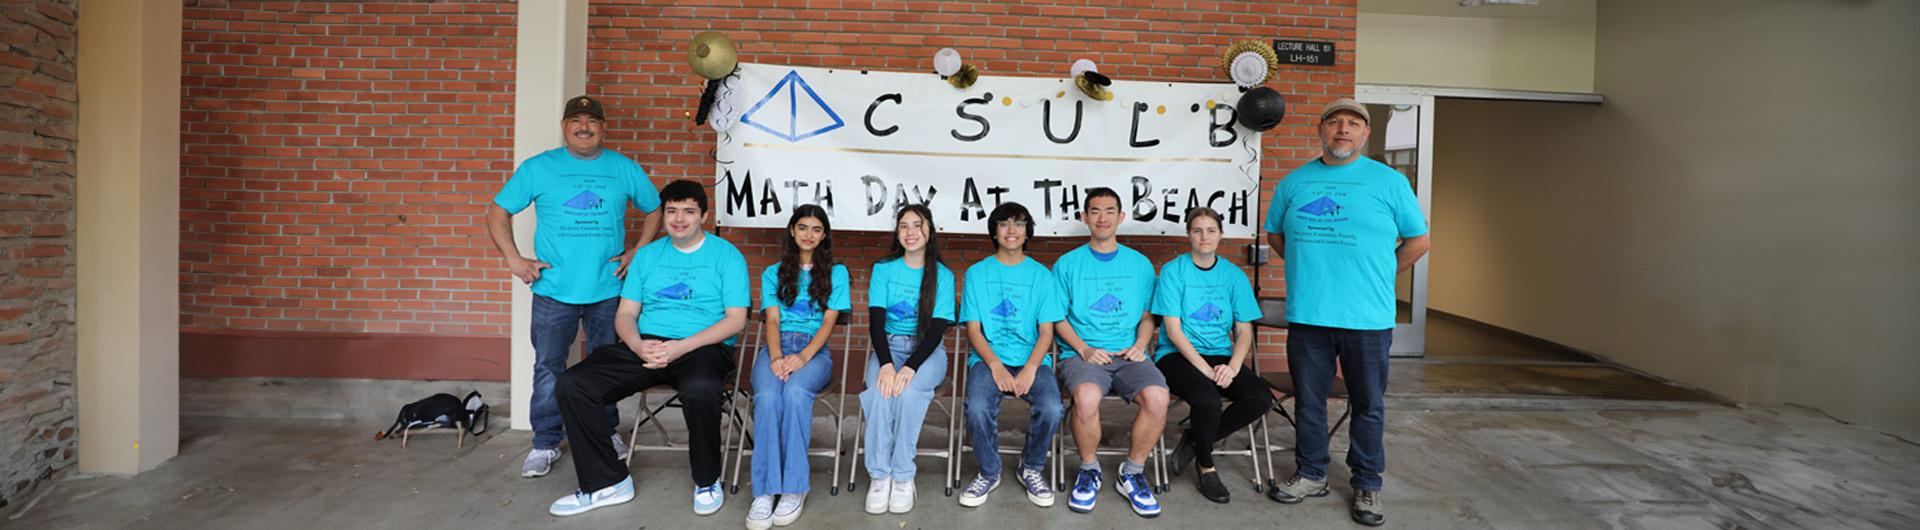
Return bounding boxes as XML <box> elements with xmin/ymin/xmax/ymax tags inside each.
<box><xmin>864</xmin><ymin>477</ymin><xmax>892</xmax><ymax>515</ymax></box>
<box><xmin>694</xmin><ymin>483</ymin><xmax>725</xmax><ymax>515</ymax></box>
<box><xmin>888</xmin><ymin>479</ymin><xmax>915</xmax><ymax>514</ymax></box>
<box><xmin>522</xmin><ymin>448</ymin><xmax>560</xmax><ymax>478</ymax></box>
<box><xmin>772</xmin><ymin>493</ymin><xmax>804</xmax><ymax>526</ymax></box>
<box><xmin>548</xmin><ymin>476</ymin><xmax>635</xmax><ymax>517</ymax></box>
<box><xmin>611</xmin><ymin>434</ymin><xmax>630</xmax><ymax>461</ymax></box>
<box><xmin>746</xmin><ymin>495</ymin><xmax>775</xmax><ymax>530</ymax></box>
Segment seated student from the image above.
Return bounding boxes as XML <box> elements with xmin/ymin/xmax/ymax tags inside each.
<box><xmin>1053</xmin><ymin>187</ymin><xmax>1168</xmax><ymax>518</ymax></box>
<box><xmin>746</xmin><ymin>205</ymin><xmax>850</xmax><ymax>530</ymax></box>
<box><xmin>860</xmin><ymin>204</ymin><xmax>956</xmax><ymax>516</ymax></box>
<box><xmin>957</xmin><ymin>202</ymin><xmax>1067</xmax><ymax>508</ymax></box>
<box><xmin>1151</xmin><ymin>207</ymin><xmax>1274</xmax><ymax>504</ymax></box>
<box><xmin>547</xmin><ymin>180</ymin><xmax>749</xmax><ymax>518</ymax></box>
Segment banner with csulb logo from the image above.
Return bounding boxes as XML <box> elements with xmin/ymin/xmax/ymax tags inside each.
<box><xmin>713</xmin><ymin>63</ymin><xmax>1263</xmax><ymax>237</ymax></box>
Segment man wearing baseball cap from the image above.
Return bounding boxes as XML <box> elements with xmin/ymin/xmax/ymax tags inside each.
<box><xmin>1261</xmin><ymin>98</ymin><xmax>1430</xmax><ymax>526</ymax></box>
<box><xmin>486</xmin><ymin>95</ymin><xmax>663</xmax><ymax>479</ymax></box>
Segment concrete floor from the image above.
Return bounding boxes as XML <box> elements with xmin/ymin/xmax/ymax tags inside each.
<box><xmin>11</xmin><ymin>320</ymin><xmax>1918</xmax><ymax>528</ymax></box>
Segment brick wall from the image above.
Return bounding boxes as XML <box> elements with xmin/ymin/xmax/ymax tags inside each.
<box><xmin>0</xmin><ymin>0</ymin><xmax>78</xmax><ymax>512</ymax></box>
<box><xmin>587</xmin><ymin>0</ymin><xmax>1356</xmax><ymax>361</ymax></box>
<box><xmin>178</xmin><ymin>1</ymin><xmax>517</xmax><ymax>336</ymax></box>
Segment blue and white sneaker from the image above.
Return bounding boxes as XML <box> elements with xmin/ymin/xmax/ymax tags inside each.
<box><xmin>1116</xmin><ymin>472</ymin><xmax>1161</xmax><ymax>518</ymax></box>
<box><xmin>548</xmin><ymin>476</ymin><xmax>635</xmax><ymax>517</ymax></box>
<box><xmin>694</xmin><ymin>482</ymin><xmax>725</xmax><ymax>515</ymax></box>
<box><xmin>1067</xmin><ymin>468</ymin><xmax>1101</xmax><ymax>513</ymax></box>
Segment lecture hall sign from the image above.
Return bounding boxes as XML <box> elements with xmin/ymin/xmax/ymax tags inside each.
<box><xmin>1273</xmin><ymin>40</ymin><xmax>1336</xmax><ymax>67</ymax></box>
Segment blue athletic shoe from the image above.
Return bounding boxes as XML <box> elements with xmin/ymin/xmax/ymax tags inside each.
<box><xmin>694</xmin><ymin>482</ymin><xmax>725</xmax><ymax>515</ymax></box>
<box><xmin>548</xmin><ymin>476</ymin><xmax>635</xmax><ymax>517</ymax></box>
<box><xmin>1116</xmin><ymin>472</ymin><xmax>1161</xmax><ymax>518</ymax></box>
<box><xmin>1068</xmin><ymin>468</ymin><xmax>1101</xmax><ymax>513</ymax></box>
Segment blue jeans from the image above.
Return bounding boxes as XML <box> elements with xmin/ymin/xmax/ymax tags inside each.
<box><xmin>964</xmin><ymin>361</ymin><xmax>1063</xmax><ymax>477</ymax></box>
<box><xmin>859</xmin><ymin>334</ymin><xmax>948</xmax><ymax>481</ymax></box>
<box><xmin>750</xmin><ymin>332</ymin><xmax>834</xmax><ymax>497</ymax></box>
<box><xmin>1287</xmin><ymin>323</ymin><xmax>1392</xmax><ymax>492</ymax></box>
<box><xmin>531</xmin><ymin>294</ymin><xmax>621</xmax><ymax>450</ymax></box>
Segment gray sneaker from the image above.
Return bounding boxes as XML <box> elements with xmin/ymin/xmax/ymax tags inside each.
<box><xmin>1018</xmin><ymin>467</ymin><xmax>1055</xmax><ymax>507</ymax></box>
<box><xmin>1351</xmin><ymin>490</ymin><xmax>1384</xmax><ymax>526</ymax></box>
<box><xmin>958</xmin><ymin>474</ymin><xmax>998</xmax><ymax>507</ymax></box>
<box><xmin>522</xmin><ymin>448</ymin><xmax>560</xmax><ymax>478</ymax></box>
<box><xmin>1265</xmin><ymin>473</ymin><xmax>1329</xmax><ymax>504</ymax></box>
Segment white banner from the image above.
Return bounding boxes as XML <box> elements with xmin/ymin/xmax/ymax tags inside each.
<box><xmin>713</xmin><ymin>63</ymin><xmax>1263</xmax><ymax>237</ymax></box>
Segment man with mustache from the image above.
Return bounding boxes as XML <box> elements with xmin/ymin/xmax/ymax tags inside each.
<box><xmin>487</xmin><ymin>95</ymin><xmax>662</xmax><ymax>480</ymax></box>
<box><xmin>1263</xmin><ymin>98</ymin><xmax>1430</xmax><ymax>527</ymax></box>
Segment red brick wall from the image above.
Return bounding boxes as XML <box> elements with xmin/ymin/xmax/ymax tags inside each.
<box><xmin>0</xmin><ymin>0</ymin><xmax>77</xmax><ymax>512</ymax></box>
<box><xmin>174</xmin><ymin>0</ymin><xmax>1355</xmax><ymax>380</ymax></box>
<box><xmin>178</xmin><ymin>2</ymin><xmax>518</xmax><ymax>356</ymax></box>
<box><xmin>588</xmin><ymin>0</ymin><xmax>1356</xmax><ymax>362</ymax></box>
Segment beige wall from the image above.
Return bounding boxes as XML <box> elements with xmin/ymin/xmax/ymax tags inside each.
<box><xmin>1358</xmin><ymin>0</ymin><xmax>1595</xmax><ymax>93</ymax></box>
<box><xmin>1428</xmin><ymin>0</ymin><xmax>1920</xmax><ymax>438</ymax></box>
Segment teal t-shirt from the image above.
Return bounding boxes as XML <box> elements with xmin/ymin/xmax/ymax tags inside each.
<box><xmin>1051</xmin><ymin>243</ymin><xmax>1157</xmax><ymax>360</ymax></box>
<box><xmin>759</xmin><ymin>262</ymin><xmax>852</xmax><ymax>335</ymax></box>
<box><xmin>493</xmin><ymin>147</ymin><xmax>660</xmax><ymax>304</ymax></box>
<box><xmin>866</xmin><ymin>258</ymin><xmax>956</xmax><ymax>337</ymax></box>
<box><xmin>1151</xmin><ymin>254</ymin><xmax>1263</xmax><ymax>362</ymax></box>
<box><xmin>1263</xmin><ymin>157</ymin><xmax>1429</xmax><ymax>330</ymax></box>
<box><xmin>620</xmin><ymin>233</ymin><xmax>750</xmax><ymax>344</ymax></box>
<box><xmin>959</xmin><ymin>256</ymin><xmax>1068</xmax><ymax>368</ymax></box>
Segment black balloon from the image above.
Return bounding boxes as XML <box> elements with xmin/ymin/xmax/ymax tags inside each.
<box><xmin>1236</xmin><ymin>87</ymin><xmax>1286</xmax><ymax>131</ymax></box>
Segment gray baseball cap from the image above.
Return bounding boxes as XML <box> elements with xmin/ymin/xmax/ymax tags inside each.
<box><xmin>1317</xmin><ymin>98</ymin><xmax>1370</xmax><ymax>124</ymax></box>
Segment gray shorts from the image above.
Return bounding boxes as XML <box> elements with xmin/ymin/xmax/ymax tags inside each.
<box><xmin>1057</xmin><ymin>356</ymin><xmax>1167</xmax><ymax>403</ymax></box>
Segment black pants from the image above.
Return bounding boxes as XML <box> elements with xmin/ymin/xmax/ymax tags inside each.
<box><xmin>1157</xmin><ymin>354</ymin><xmax>1275</xmax><ymax>469</ymax></box>
<box><xmin>557</xmin><ymin>336</ymin><xmax>735</xmax><ymax>492</ymax></box>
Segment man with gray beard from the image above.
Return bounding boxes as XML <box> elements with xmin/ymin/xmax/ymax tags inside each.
<box><xmin>1261</xmin><ymin>98</ymin><xmax>1430</xmax><ymax>527</ymax></box>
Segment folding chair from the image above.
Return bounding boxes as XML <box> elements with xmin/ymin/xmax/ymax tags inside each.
<box><xmin>952</xmin><ymin>339</ymin><xmax>1060</xmax><ymax>494</ymax></box>
<box><xmin>1252</xmin><ymin>296</ymin><xmax>1354</xmax><ymax>489</ymax></box>
<box><xmin>1051</xmin><ymin>348</ymin><xmax>1171</xmax><ymax>494</ymax></box>
<box><xmin>725</xmin><ymin>308</ymin><xmax>857</xmax><ymax>496</ymax></box>
<box><xmin>622</xmin><ymin>321</ymin><xmax>753</xmax><ymax>484</ymax></box>
<box><xmin>848</xmin><ymin>325</ymin><xmax>966</xmax><ymax>497</ymax></box>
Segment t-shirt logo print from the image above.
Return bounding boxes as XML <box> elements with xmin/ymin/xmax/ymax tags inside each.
<box><xmin>1190</xmin><ymin>302</ymin><xmax>1223</xmax><ymax>322</ymax></box>
<box><xmin>886</xmin><ymin>300</ymin><xmax>916</xmax><ymax>321</ymax></box>
<box><xmin>784</xmin><ymin>298</ymin><xmax>814</xmax><ymax>317</ymax></box>
<box><xmin>1089</xmin><ymin>293</ymin><xmax>1125</xmax><ymax>314</ymax></box>
<box><xmin>989</xmin><ymin>298</ymin><xmax>1019</xmax><ymax>318</ymax></box>
<box><xmin>1299</xmin><ymin>196</ymin><xmax>1342</xmax><ymax>217</ymax></box>
<box><xmin>563</xmin><ymin>190</ymin><xmax>605</xmax><ymax>211</ymax></box>
<box><xmin>656</xmin><ymin>282</ymin><xmax>694</xmax><ymax>300</ymax></box>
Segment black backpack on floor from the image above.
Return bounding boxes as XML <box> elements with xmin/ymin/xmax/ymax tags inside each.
<box><xmin>374</xmin><ymin>391</ymin><xmax>489</xmax><ymax>441</ymax></box>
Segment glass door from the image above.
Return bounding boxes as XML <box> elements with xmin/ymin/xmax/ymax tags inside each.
<box><xmin>1356</xmin><ymin>92</ymin><xmax>1433</xmax><ymax>357</ymax></box>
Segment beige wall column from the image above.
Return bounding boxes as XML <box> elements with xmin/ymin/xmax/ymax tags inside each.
<box><xmin>76</xmin><ymin>0</ymin><xmax>182</xmax><ymax>473</ymax></box>
<box><xmin>510</xmin><ymin>0</ymin><xmax>588</xmax><ymax>431</ymax></box>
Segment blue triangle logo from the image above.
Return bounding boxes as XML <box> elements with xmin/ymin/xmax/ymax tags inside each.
<box><xmin>989</xmin><ymin>298</ymin><xmax>1018</xmax><ymax>318</ymax></box>
<box><xmin>740</xmin><ymin>70</ymin><xmax>844</xmax><ymax>142</ymax></box>
<box><xmin>1190</xmin><ymin>302</ymin><xmax>1223</xmax><ymax>322</ymax></box>
<box><xmin>886</xmin><ymin>300</ymin><xmax>916</xmax><ymax>321</ymax></box>
<box><xmin>1299</xmin><ymin>196</ymin><xmax>1342</xmax><ymax>217</ymax></box>
<box><xmin>784</xmin><ymin>298</ymin><xmax>814</xmax><ymax>317</ymax></box>
<box><xmin>563</xmin><ymin>189</ymin><xmax>604</xmax><ymax>210</ymax></box>
<box><xmin>1090</xmin><ymin>293</ymin><xmax>1125</xmax><ymax>314</ymax></box>
<box><xmin>655</xmin><ymin>283</ymin><xmax>693</xmax><ymax>300</ymax></box>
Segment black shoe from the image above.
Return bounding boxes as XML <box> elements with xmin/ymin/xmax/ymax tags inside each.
<box><xmin>1195</xmin><ymin>471</ymin><xmax>1230</xmax><ymax>504</ymax></box>
<box><xmin>1350</xmin><ymin>490</ymin><xmax>1384</xmax><ymax>526</ymax></box>
<box><xmin>1168</xmin><ymin>433</ymin><xmax>1195</xmax><ymax>477</ymax></box>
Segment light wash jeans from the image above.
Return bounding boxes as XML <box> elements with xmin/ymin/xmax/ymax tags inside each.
<box><xmin>749</xmin><ymin>331</ymin><xmax>834</xmax><ymax>497</ymax></box>
<box><xmin>860</xmin><ymin>334</ymin><xmax>948</xmax><ymax>482</ymax></box>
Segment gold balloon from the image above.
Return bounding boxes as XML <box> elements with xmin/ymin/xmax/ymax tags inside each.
<box><xmin>688</xmin><ymin>32</ymin><xmax>738</xmax><ymax>80</ymax></box>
